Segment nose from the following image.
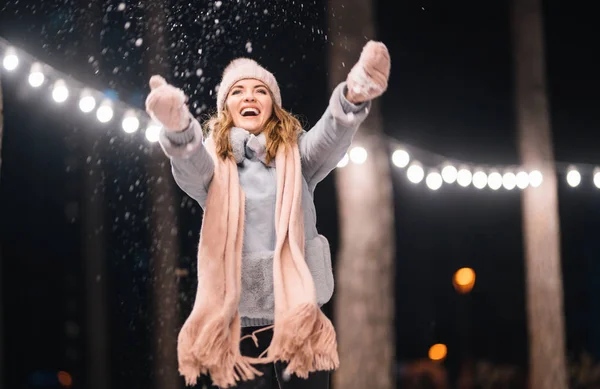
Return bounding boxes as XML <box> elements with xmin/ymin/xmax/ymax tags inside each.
<box><xmin>243</xmin><ymin>93</ymin><xmax>256</xmax><ymax>102</ymax></box>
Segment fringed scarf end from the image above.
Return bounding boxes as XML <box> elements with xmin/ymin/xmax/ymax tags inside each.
<box><xmin>310</xmin><ymin>311</ymin><xmax>339</xmax><ymax>370</ymax></box>
<box><xmin>178</xmin><ymin>364</ymin><xmax>204</xmax><ymax>387</ymax></box>
<box><xmin>269</xmin><ymin>303</ymin><xmax>317</xmax><ymax>360</ymax></box>
<box><xmin>209</xmin><ymin>352</ymin><xmax>263</xmax><ymax>388</ymax></box>
<box><xmin>178</xmin><ymin>314</ymin><xmax>264</xmax><ymax>388</ymax></box>
<box><xmin>268</xmin><ymin>304</ymin><xmax>339</xmax><ymax>378</ymax></box>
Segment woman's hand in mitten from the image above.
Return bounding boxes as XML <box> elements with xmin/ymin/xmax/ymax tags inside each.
<box><xmin>345</xmin><ymin>41</ymin><xmax>391</xmax><ymax>104</ymax></box>
<box><xmin>145</xmin><ymin>75</ymin><xmax>191</xmax><ymax>132</ymax></box>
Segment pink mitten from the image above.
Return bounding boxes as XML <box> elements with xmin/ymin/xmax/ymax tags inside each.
<box><xmin>345</xmin><ymin>41</ymin><xmax>391</xmax><ymax>104</ymax></box>
<box><xmin>145</xmin><ymin>75</ymin><xmax>190</xmax><ymax>131</ymax></box>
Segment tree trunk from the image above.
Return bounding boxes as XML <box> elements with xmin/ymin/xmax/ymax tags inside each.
<box><xmin>512</xmin><ymin>0</ymin><xmax>568</xmax><ymax>388</ymax></box>
<box><xmin>327</xmin><ymin>2</ymin><xmax>396</xmax><ymax>389</ymax></box>
<box><xmin>77</xmin><ymin>2</ymin><xmax>110</xmax><ymax>388</ymax></box>
<box><xmin>144</xmin><ymin>2</ymin><xmax>181</xmax><ymax>389</ymax></box>
<box><xmin>81</xmin><ymin>130</ymin><xmax>110</xmax><ymax>389</ymax></box>
<box><xmin>0</xmin><ymin>71</ymin><xmax>5</xmax><ymax>389</ymax></box>
<box><xmin>0</xmin><ymin>70</ymin><xmax>3</xmax><ymax>177</ymax></box>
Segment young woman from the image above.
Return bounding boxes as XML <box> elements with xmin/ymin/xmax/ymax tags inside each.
<box><xmin>145</xmin><ymin>40</ymin><xmax>390</xmax><ymax>389</ymax></box>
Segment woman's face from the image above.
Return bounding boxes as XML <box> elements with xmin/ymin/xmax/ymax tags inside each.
<box><xmin>225</xmin><ymin>79</ymin><xmax>273</xmax><ymax>134</ymax></box>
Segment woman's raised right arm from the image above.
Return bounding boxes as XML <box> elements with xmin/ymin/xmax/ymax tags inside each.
<box><xmin>146</xmin><ymin>75</ymin><xmax>214</xmax><ymax>207</ymax></box>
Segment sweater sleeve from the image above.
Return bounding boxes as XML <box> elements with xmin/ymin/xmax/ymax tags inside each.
<box><xmin>298</xmin><ymin>81</ymin><xmax>371</xmax><ymax>192</ymax></box>
<box><xmin>158</xmin><ymin>118</ymin><xmax>214</xmax><ymax>208</ymax></box>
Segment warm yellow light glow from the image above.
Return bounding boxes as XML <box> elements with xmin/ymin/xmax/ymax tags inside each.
<box><xmin>428</xmin><ymin>343</ymin><xmax>447</xmax><ymax>361</ymax></box>
<box><xmin>453</xmin><ymin>267</ymin><xmax>476</xmax><ymax>294</ymax></box>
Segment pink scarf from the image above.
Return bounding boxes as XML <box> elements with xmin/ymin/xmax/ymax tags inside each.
<box><xmin>176</xmin><ymin>135</ymin><xmax>339</xmax><ymax>388</ymax></box>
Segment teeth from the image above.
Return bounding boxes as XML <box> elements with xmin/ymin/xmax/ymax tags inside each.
<box><xmin>241</xmin><ymin>108</ymin><xmax>259</xmax><ymax>116</ymax></box>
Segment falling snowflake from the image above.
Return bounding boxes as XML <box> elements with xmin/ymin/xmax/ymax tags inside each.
<box><xmin>245</xmin><ymin>41</ymin><xmax>253</xmax><ymax>53</ymax></box>
<box><xmin>117</xmin><ymin>3</ymin><xmax>126</xmax><ymax>11</ymax></box>
<box><xmin>196</xmin><ymin>69</ymin><xmax>203</xmax><ymax>77</ymax></box>
<box><xmin>135</xmin><ymin>38</ymin><xmax>143</xmax><ymax>47</ymax></box>
<box><xmin>215</xmin><ymin>1</ymin><xmax>222</xmax><ymax>8</ymax></box>
<box><xmin>124</xmin><ymin>21</ymin><xmax>131</xmax><ymax>29</ymax></box>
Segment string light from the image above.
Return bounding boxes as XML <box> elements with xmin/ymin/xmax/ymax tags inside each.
<box><xmin>529</xmin><ymin>170</ymin><xmax>543</xmax><ymax>188</ymax></box>
<box><xmin>2</xmin><ymin>47</ymin><xmax>18</xmax><ymax>70</ymax></box>
<box><xmin>566</xmin><ymin>167</ymin><xmax>581</xmax><ymax>187</ymax></box>
<box><xmin>28</xmin><ymin>63</ymin><xmax>44</xmax><ymax>87</ymax></box>
<box><xmin>79</xmin><ymin>93</ymin><xmax>96</xmax><ymax>113</ymax></box>
<box><xmin>456</xmin><ymin>167</ymin><xmax>472</xmax><ymax>187</ymax></box>
<box><xmin>145</xmin><ymin>123</ymin><xmax>161</xmax><ymax>143</ymax></box>
<box><xmin>516</xmin><ymin>171</ymin><xmax>529</xmax><ymax>189</ymax></box>
<box><xmin>392</xmin><ymin>149</ymin><xmax>410</xmax><ymax>168</ymax></box>
<box><xmin>3</xmin><ymin>38</ymin><xmax>600</xmax><ymax>195</ymax></box>
<box><xmin>487</xmin><ymin>171</ymin><xmax>502</xmax><ymax>190</ymax></box>
<box><xmin>51</xmin><ymin>80</ymin><xmax>69</xmax><ymax>103</ymax></box>
<box><xmin>426</xmin><ymin>170</ymin><xmax>443</xmax><ymax>190</ymax></box>
<box><xmin>502</xmin><ymin>172</ymin><xmax>517</xmax><ymax>190</ymax></box>
<box><xmin>472</xmin><ymin>171</ymin><xmax>487</xmax><ymax>189</ymax></box>
<box><xmin>441</xmin><ymin>164</ymin><xmax>457</xmax><ymax>184</ymax></box>
<box><xmin>407</xmin><ymin>163</ymin><xmax>425</xmax><ymax>184</ymax></box>
<box><xmin>96</xmin><ymin>101</ymin><xmax>114</xmax><ymax>123</ymax></box>
<box><xmin>122</xmin><ymin>110</ymin><xmax>140</xmax><ymax>133</ymax></box>
<box><xmin>1</xmin><ymin>38</ymin><xmax>158</xmax><ymax>140</ymax></box>
<box><xmin>349</xmin><ymin>146</ymin><xmax>368</xmax><ymax>164</ymax></box>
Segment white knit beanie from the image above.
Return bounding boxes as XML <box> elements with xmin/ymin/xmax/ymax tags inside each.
<box><xmin>216</xmin><ymin>58</ymin><xmax>282</xmax><ymax>115</ymax></box>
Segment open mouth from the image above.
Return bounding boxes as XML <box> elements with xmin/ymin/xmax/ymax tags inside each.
<box><xmin>241</xmin><ymin>107</ymin><xmax>260</xmax><ymax>117</ymax></box>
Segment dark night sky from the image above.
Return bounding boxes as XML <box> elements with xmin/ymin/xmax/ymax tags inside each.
<box><xmin>1</xmin><ymin>0</ymin><xmax>599</xmax><ymax>388</ymax></box>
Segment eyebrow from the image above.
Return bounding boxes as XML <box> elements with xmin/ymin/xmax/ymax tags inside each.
<box><xmin>231</xmin><ymin>84</ymin><xmax>267</xmax><ymax>90</ymax></box>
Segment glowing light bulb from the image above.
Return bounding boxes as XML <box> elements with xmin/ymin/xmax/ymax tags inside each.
<box><xmin>96</xmin><ymin>103</ymin><xmax>114</xmax><ymax>123</ymax></box>
<box><xmin>2</xmin><ymin>50</ymin><xmax>18</xmax><ymax>71</ymax></box>
<box><xmin>441</xmin><ymin>165</ymin><xmax>457</xmax><ymax>184</ymax></box>
<box><xmin>79</xmin><ymin>95</ymin><xmax>96</xmax><ymax>113</ymax></box>
<box><xmin>529</xmin><ymin>170</ymin><xmax>543</xmax><ymax>188</ymax></box>
<box><xmin>426</xmin><ymin>171</ymin><xmax>443</xmax><ymax>190</ymax></box>
<box><xmin>516</xmin><ymin>171</ymin><xmax>529</xmax><ymax>189</ymax></box>
<box><xmin>502</xmin><ymin>172</ymin><xmax>516</xmax><ymax>190</ymax></box>
<box><xmin>407</xmin><ymin>163</ymin><xmax>424</xmax><ymax>184</ymax></box>
<box><xmin>349</xmin><ymin>146</ymin><xmax>367</xmax><ymax>164</ymax></box>
<box><xmin>472</xmin><ymin>171</ymin><xmax>487</xmax><ymax>189</ymax></box>
<box><xmin>487</xmin><ymin>171</ymin><xmax>502</xmax><ymax>190</ymax></box>
<box><xmin>52</xmin><ymin>80</ymin><xmax>69</xmax><ymax>103</ymax></box>
<box><xmin>28</xmin><ymin>64</ymin><xmax>45</xmax><ymax>87</ymax></box>
<box><xmin>566</xmin><ymin>168</ymin><xmax>581</xmax><ymax>187</ymax></box>
<box><xmin>453</xmin><ymin>267</ymin><xmax>476</xmax><ymax>294</ymax></box>
<box><xmin>594</xmin><ymin>168</ymin><xmax>600</xmax><ymax>189</ymax></box>
<box><xmin>122</xmin><ymin>111</ymin><xmax>140</xmax><ymax>133</ymax></box>
<box><xmin>456</xmin><ymin>168</ymin><xmax>472</xmax><ymax>187</ymax></box>
<box><xmin>392</xmin><ymin>149</ymin><xmax>410</xmax><ymax>168</ymax></box>
<box><xmin>428</xmin><ymin>344</ymin><xmax>447</xmax><ymax>361</ymax></box>
<box><xmin>145</xmin><ymin>123</ymin><xmax>162</xmax><ymax>142</ymax></box>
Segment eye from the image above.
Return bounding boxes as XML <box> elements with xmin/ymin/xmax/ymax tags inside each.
<box><xmin>257</xmin><ymin>89</ymin><xmax>267</xmax><ymax>94</ymax></box>
<box><xmin>231</xmin><ymin>89</ymin><xmax>241</xmax><ymax>95</ymax></box>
